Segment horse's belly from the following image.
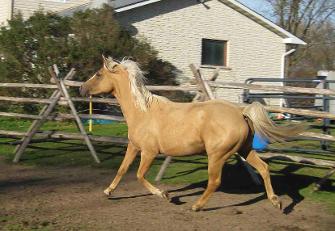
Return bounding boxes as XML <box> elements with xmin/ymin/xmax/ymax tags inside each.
<box><xmin>159</xmin><ymin>139</ymin><xmax>205</xmax><ymax>156</ymax></box>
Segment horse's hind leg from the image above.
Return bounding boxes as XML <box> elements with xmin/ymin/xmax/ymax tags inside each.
<box><xmin>104</xmin><ymin>143</ymin><xmax>138</xmax><ymax>196</ymax></box>
<box><xmin>245</xmin><ymin>150</ymin><xmax>282</xmax><ymax>209</ymax></box>
<box><xmin>137</xmin><ymin>151</ymin><xmax>169</xmax><ymax>200</ymax></box>
<box><xmin>192</xmin><ymin>152</ymin><xmax>230</xmax><ymax>211</ymax></box>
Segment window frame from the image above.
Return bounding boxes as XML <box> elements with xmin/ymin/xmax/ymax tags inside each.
<box><xmin>201</xmin><ymin>38</ymin><xmax>228</xmax><ymax>67</ymax></box>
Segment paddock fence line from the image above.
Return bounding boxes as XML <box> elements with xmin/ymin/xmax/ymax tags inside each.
<box><xmin>0</xmin><ymin>64</ymin><xmax>334</xmax><ymax>188</ymax></box>
<box><xmin>1</xmin><ymin>70</ymin><xmax>334</xmax><ymax>146</ymax></box>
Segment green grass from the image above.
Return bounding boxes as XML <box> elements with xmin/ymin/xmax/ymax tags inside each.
<box><xmin>0</xmin><ymin>118</ymin><xmax>334</xmax><ymax>214</ymax></box>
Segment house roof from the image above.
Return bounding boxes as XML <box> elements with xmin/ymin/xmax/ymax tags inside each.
<box><xmin>110</xmin><ymin>0</ymin><xmax>306</xmax><ymax>45</ymax></box>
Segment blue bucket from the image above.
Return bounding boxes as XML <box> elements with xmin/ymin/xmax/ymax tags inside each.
<box><xmin>252</xmin><ymin>133</ymin><xmax>269</xmax><ymax>151</ymax></box>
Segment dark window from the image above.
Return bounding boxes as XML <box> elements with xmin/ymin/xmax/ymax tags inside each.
<box><xmin>201</xmin><ymin>39</ymin><xmax>227</xmax><ymax>66</ymax></box>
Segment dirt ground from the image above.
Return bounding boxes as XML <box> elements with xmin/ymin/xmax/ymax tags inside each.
<box><xmin>0</xmin><ymin>157</ymin><xmax>334</xmax><ymax>231</ymax></box>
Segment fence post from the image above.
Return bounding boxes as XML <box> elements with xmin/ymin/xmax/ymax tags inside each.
<box><xmin>322</xmin><ymin>80</ymin><xmax>330</xmax><ymax>150</ymax></box>
<box><xmin>53</xmin><ymin>72</ymin><xmax>101</xmax><ymax>164</ymax></box>
<box><xmin>12</xmin><ymin>69</ymin><xmax>76</xmax><ymax>163</ymax></box>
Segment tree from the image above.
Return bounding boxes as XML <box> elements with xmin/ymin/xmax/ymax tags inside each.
<box><xmin>267</xmin><ymin>0</ymin><xmax>335</xmax><ymax>41</ymax></box>
<box><xmin>266</xmin><ymin>0</ymin><xmax>335</xmax><ymax>76</ymax></box>
<box><xmin>292</xmin><ymin>21</ymin><xmax>335</xmax><ymax>76</ymax></box>
<box><xmin>0</xmin><ymin>6</ymin><xmax>182</xmax><ymax>112</ymax></box>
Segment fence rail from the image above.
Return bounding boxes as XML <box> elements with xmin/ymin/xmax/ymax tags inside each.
<box><xmin>0</xmin><ymin>81</ymin><xmax>198</xmax><ymax>92</ymax></box>
<box><xmin>0</xmin><ymin>130</ymin><xmax>128</xmax><ymax>145</ymax></box>
<box><xmin>0</xmin><ymin>111</ymin><xmax>124</xmax><ymax>122</ymax></box>
<box><xmin>1</xmin><ymin>81</ymin><xmax>335</xmax><ymax>119</ymax></box>
<box><xmin>208</xmin><ymin>81</ymin><xmax>335</xmax><ymax>96</ymax></box>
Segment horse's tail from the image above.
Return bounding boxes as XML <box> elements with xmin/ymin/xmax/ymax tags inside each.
<box><xmin>242</xmin><ymin>102</ymin><xmax>305</xmax><ymax>143</ymax></box>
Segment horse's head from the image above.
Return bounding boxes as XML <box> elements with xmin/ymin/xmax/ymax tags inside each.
<box><xmin>80</xmin><ymin>56</ymin><xmax>126</xmax><ymax>96</ymax></box>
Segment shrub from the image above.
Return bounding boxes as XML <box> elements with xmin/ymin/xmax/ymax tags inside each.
<box><xmin>0</xmin><ymin>5</ymin><xmax>183</xmax><ymax>113</ymax></box>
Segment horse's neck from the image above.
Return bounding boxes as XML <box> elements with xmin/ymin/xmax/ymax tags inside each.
<box><xmin>113</xmin><ymin>78</ymin><xmax>147</xmax><ymax>126</ymax></box>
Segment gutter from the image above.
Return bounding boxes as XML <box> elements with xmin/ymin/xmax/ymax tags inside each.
<box><xmin>283</xmin><ymin>37</ymin><xmax>306</xmax><ymax>46</ymax></box>
<box><xmin>114</xmin><ymin>0</ymin><xmax>163</xmax><ymax>13</ymax></box>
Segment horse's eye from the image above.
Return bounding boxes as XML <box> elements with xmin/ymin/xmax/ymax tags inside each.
<box><xmin>96</xmin><ymin>73</ymin><xmax>102</xmax><ymax>79</ymax></box>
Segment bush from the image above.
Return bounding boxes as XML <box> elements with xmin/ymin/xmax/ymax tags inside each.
<box><xmin>0</xmin><ymin>5</ymin><xmax>183</xmax><ymax>112</ymax></box>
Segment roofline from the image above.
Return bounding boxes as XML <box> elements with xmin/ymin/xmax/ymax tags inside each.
<box><xmin>115</xmin><ymin>0</ymin><xmax>306</xmax><ymax>45</ymax></box>
<box><xmin>115</xmin><ymin>0</ymin><xmax>163</xmax><ymax>13</ymax></box>
<box><xmin>283</xmin><ymin>38</ymin><xmax>306</xmax><ymax>45</ymax></box>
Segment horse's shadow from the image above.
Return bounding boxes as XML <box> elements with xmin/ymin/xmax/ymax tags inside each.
<box><xmin>167</xmin><ymin>161</ymin><xmax>335</xmax><ymax>214</ymax></box>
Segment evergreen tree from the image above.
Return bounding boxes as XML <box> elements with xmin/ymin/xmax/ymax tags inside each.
<box><xmin>0</xmin><ymin>6</ymin><xmax>182</xmax><ymax>112</ymax></box>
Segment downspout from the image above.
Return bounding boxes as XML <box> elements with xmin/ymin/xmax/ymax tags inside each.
<box><xmin>280</xmin><ymin>49</ymin><xmax>296</xmax><ymax>107</ymax></box>
<box><xmin>10</xmin><ymin>0</ymin><xmax>14</xmax><ymax>20</ymax></box>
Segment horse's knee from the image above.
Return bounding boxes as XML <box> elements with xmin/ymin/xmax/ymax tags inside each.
<box><xmin>208</xmin><ymin>178</ymin><xmax>221</xmax><ymax>188</ymax></box>
<box><xmin>136</xmin><ymin>172</ymin><xmax>144</xmax><ymax>181</ymax></box>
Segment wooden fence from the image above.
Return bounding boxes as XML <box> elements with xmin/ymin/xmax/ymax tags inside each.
<box><xmin>0</xmin><ymin>64</ymin><xmax>334</xmax><ymax>187</ymax></box>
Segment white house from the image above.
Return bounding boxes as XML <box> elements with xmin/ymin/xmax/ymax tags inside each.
<box><xmin>0</xmin><ymin>0</ymin><xmax>306</xmax><ymax>104</ymax></box>
<box><xmin>0</xmin><ymin>0</ymin><xmax>13</xmax><ymax>26</ymax></box>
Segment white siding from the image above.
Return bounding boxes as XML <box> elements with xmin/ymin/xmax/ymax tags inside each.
<box><xmin>117</xmin><ymin>0</ymin><xmax>286</xmax><ymax>104</ymax></box>
<box><xmin>0</xmin><ymin>0</ymin><xmax>12</xmax><ymax>26</ymax></box>
<box><xmin>13</xmin><ymin>0</ymin><xmax>90</xmax><ymax>19</ymax></box>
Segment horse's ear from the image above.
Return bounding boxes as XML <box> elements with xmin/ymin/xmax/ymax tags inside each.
<box><xmin>103</xmin><ymin>56</ymin><xmax>118</xmax><ymax>72</ymax></box>
<box><xmin>102</xmin><ymin>54</ymin><xmax>107</xmax><ymax>63</ymax></box>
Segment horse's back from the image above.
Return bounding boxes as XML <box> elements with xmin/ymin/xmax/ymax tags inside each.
<box><xmin>148</xmin><ymin>99</ymin><xmax>249</xmax><ymax>155</ymax></box>
<box><xmin>155</xmin><ymin>99</ymin><xmax>246</xmax><ymax>132</ymax></box>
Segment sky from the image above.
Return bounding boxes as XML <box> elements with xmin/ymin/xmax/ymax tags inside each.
<box><xmin>238</xmin><ymin>0</ymin><xmax>272</xmax><ymax>18</ymax></box>
<box><xmin>239</xmin><ymin>0</ymin><xmax>335</xmax><ymax>22</ymax></box>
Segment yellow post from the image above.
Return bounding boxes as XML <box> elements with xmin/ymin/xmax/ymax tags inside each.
<box><xmin>89</xmin><ymin>95</ymin><xmax>93</xmax><ymax>132</ymax></box>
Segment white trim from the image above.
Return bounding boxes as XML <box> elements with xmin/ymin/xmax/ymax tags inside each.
<box><xmin>115</xmin><ymin>0</ymin><xmax>306</xmax><ymax>45</ymax></box>
<box><xmin>115</xmin><ymin>0</ymin><xmax>163</xmax><ymax>13</ymax></box>
<box><xmin>283</xmin><ymin>38</ymin><xmax>306</xmax><ymax>45</ymax></box>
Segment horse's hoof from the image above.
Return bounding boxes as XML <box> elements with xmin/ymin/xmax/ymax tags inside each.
<box><xmin>191</xmin><ymin>205</ymin><xmax>202</xmax><ymax>212</ymax></box>
<box><xmin>104</xmin><ymin>188</ymin><xmax>112</xmax><ymax>196</ymax></box>
<box><xmin>161</xmin><ymin>191</ymin><xmax>170</xmax><ymax>201</ymax></box>
<box><xmin>270</xmin><ymin>195</ymin><xmax>282</xmax><ymax>210</ymax></box>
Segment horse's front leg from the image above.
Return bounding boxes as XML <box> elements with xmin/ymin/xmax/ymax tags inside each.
<box><xmin>104</xmin><ymin>142</ymin><xmax>138</xmax><ymax>196</ymax></box>
<box><xmin>137</xmin><ymin>151</ymin><xmax>170</xmax><ymax>200</ymax></box>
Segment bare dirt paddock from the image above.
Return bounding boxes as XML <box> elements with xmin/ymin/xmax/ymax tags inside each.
<box><xmin>0</xmin><ymin>158</ymin><xmax>334</xmax><ymax>231</ymax></box>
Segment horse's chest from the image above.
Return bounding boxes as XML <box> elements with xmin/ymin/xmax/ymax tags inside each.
<box><xmin>128</xmin><ymin>128</ymin><xmax>157</xmax><ymax>151</ymax></box>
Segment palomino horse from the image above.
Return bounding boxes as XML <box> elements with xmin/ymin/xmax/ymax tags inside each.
<box><xmin>80</xmin><ymin>57</ymin><xmax>303</xmax><ymax>211</ymax></box>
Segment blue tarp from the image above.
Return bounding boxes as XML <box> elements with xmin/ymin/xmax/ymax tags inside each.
<box><xmin>81</xmin><ymin>119</ymin><xmax>114</xmax><ymax>125</ymax></box>
<box><xmin>252</xmin><ymin>133</ymin><xmax>269</xmax><ymax>151</ymax></box>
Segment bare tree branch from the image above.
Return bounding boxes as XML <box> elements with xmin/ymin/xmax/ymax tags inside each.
<box><xmin>266</xmin><ymin>0</ymin><xmax>335</xmax><ymax>76</ymax></box>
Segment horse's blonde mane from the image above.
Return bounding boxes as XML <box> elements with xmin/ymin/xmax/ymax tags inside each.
<box><xmin>118</xmin><ymin>59</ymin><xmax>154</xmax><ymax>111</ymax></box>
